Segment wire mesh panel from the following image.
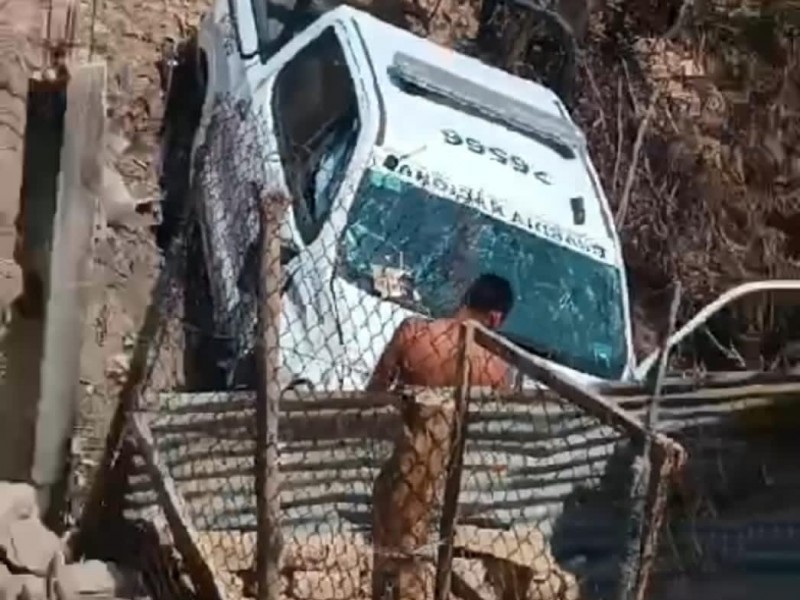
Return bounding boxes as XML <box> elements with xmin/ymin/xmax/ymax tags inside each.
<box><xmin>123</xmin><ymin>91</ymin><xmax>406</xmax><ymax>599</ymax></box>
<box><xmin>120</xmin><ymin>93</ymin><xmax>269</xmax><ymax>600</ymax></box>
<box><xmin>115</xmin><ymin>71</ymin><xmax>686</xmax><ymax>600</ymax></box>
<box><xmin>600</xmin><ymin>287</ymin><xmax>800</xmax><ymax>599</ymax></box>
<box><xmin>607</xmin><ymin>378</ymin><xmax>800</xmax><ymax>600</ymax></box>
<box><xmin>435</xmin><ymin>326</ymin><xmax>684</xmax><ymax>600</ymax></box>
<box><xmin>456</xmin><ymin>388</ymin><xmax>628</xmax><ymax>599</ymax></box>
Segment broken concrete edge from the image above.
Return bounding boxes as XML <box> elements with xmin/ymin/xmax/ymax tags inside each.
<box><xmin>0</xmin><ymin>482</ymin><xmax>147</xmax><ymax>599</ymax></box>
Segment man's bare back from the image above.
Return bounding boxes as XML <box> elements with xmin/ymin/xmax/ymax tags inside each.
<box><xmin>366</xmin><ymin>317</ymin><xmax>511</xmax><ymax>391</ymax></box>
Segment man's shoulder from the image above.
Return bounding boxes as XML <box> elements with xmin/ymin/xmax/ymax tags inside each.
<box><xmin>395</xmin><ymin>316</ymin><xmax>460</xmax><ymax>344</ymax></box>
<box><xmin>396</xmin><ymin>316</ymin><xmax>429</xmax><ymax>337</ymax></box>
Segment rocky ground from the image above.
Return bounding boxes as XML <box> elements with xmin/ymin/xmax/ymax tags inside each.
<box><xmin>198</xmin><ymin>527</ymin><xmax>580</xmax><ymax>600</ymax></box>
<box><xmin>574</xmin><ymin>0</ymin><xmax>800</xmax><ymax>352</ymax></box>
<box><xmin>0</xmin><ymin>481</ymin><xmax>147</xmax><ymax>599</ymax></box>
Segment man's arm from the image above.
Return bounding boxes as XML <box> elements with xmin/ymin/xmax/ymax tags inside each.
<box><xmin>366</xmin><ymin>320</ymin><xmax>410</xmax><ymax>392</ymax></box>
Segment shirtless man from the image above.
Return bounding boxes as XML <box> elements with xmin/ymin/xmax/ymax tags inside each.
<box><xmin>366</xmin><ymin>273</ymin><xmax>515</xmax><ymax>391</ymax></box>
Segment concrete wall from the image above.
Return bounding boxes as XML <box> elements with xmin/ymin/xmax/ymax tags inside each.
<box><xmin>33</xmin><ymin>62</ymin><xmax>105</xmax><ymax>521</ymax></box>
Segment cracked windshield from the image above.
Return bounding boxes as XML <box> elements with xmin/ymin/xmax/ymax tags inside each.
<box><xmin>338</xmin><ymin>168</ymin><xmax>628</xmax><ymax>379</ymax></box>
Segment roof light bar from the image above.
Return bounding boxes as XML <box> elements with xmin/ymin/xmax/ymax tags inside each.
<box><xmin>389</xmin><ymin>51</ymin><xmax>585</xmax><ymax>158</ymax></box>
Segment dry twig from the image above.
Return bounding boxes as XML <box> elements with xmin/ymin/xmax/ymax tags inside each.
<box><xmin>581</xmin><ymin>59</ymin><xmax>615</xmax><ymax>152</ymax></box>
<box><xmin>616</xmin><ymin>89</ymin><xmax>660</xmax><ymax>228</ymax></box>
<box><xmin>613</xmin><ymin>76</ymin><xmax>624</xmax><ymax>193</ymax></box>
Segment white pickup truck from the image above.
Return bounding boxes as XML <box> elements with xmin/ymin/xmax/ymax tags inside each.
<box><xmin>159</xmin><ymin>0</ymin><xmax>636</xmax><ymax>391</ymax></box>
<box><xmin>156</xmin><ymin>1</ymin><xmax>800</xmax><ymax>578</ymax></box>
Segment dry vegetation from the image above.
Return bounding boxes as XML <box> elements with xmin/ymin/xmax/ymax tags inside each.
<box><xmin>572</xmin><ymin>0</ymin><xmax>800</xmax><ymax>347</ymax></box>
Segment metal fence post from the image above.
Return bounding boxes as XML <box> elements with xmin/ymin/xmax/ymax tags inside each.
<box><xmin>617</xmin><ymin>282</ymin><xmax>681</xmax><ymax>600</ymax></box>
<box><xmin>434</xmin><ymin>321</ymin><xmax>474</xmax><ymax>600</ymax></box>
<box><xmin>255</xmin><ymin>191</ymin><xmax>285</xmax><ymax>600</ymax></box>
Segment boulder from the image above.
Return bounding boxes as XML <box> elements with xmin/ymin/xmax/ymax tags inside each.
<box><xmin>53</xmin><ymin>559</ymin><xmax>143</xmax><ymax>600</ymax></box>
<box><xmin>0</xmin><ymin>484</ymin><xmax>38</xmax><ymax>525</ymax></box>
<box><xmin>0</xmin><ymin>563</ymin><xmax>10</xmax><ymax>600</ymax></box>
<box><xmin>0</xmin><ymin>574</ymin><xmax>46</xmax><ymax>600</ymax></box>
<box><xmin>451</xmin><ymin>559</ymin><xmax>495</xmax><ymax>600</ymax></box>
<box><xmin>0</xmin><ymin>517</ymin><xmax>60</xmax><ymax>576</ymax></box>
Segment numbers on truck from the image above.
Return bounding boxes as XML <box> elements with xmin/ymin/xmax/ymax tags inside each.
<box><xmin>442</xmin><ymin>129</ymin><xmax>462</xmax><ymax>145</ymax></box>
<box><xmin>465</xmin><ymin>137</ymin><xmax>485</xmax><ymax>154</ymax></box>
<box><xmin>441</xmin><ymin>129</ymin><xmax>552</xmax><ymax>185</ymax></box>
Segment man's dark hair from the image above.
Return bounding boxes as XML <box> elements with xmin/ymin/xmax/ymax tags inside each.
<box><xmin>462</xmin><ymin>273</ymin><xmax>514</xmax><ymax>317</ymax></box>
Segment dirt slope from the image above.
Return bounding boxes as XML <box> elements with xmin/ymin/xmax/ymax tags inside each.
<box><xmin>68</xmin><ymin>0</ymin><xmax>211</xmax><ymax>517</ymax></box>
<box><xmin>572</xmin><ymin>0</ymin><xmax>800</xmax><ymax>351</ymax></box>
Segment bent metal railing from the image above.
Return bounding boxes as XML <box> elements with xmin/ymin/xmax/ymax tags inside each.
<box><xmin>113</xmin><ymin>316</ymin><xmax>684</xmax><ymax>600</ymax></box>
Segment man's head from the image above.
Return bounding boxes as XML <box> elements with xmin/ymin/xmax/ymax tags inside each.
<box><xmin>461</xmin><ymin>273</ymin><xmax>514</xmax><ymax>329</ymax></box>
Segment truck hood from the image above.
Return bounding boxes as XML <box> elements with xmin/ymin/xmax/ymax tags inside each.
<box><xmin>352</xmin><ymin>16</ymin><xmax>621</xmax><ymax>267</ymax></box>
<box><xmin>369</xmin><ymin>144</ymin><xmax>616</xmax><ymax>267</ymax></box>
<box><xmin>372</xmin><ymin>130</ymin><xmax>617</xmax><ymax>266</ymax></box>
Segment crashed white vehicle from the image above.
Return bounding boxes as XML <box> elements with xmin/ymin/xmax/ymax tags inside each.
<box><xmin>177</xmin><ymin>1</ymin><xmax>636</xmax><ymax>391</ymax></box>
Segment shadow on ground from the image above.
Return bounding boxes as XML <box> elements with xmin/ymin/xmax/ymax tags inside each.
<box><xmin>0</xmin><ymin>308</ymin><xmax>44</xmax><ymax>481</ymax></box>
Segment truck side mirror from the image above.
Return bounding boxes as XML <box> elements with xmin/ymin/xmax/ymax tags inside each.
<box><xmin>227</xmin><ymin>0</ymin><xmax>270</xmax><ymax>62</ymax></box>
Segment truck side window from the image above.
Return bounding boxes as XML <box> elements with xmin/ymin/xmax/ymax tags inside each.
<box><xmin>272</xmin><ymin>26</ymin><xmax>360</xmax><ymax>246</ymax></box>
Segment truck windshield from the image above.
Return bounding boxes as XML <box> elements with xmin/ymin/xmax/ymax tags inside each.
<box><xmin>337</xmin><ymin>168</ymin><xmax>629</xmax><ymax>380</ymax></box>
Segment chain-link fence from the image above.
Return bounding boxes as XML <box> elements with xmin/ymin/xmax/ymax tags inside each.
<box><xmin>606</xmin><ymin>372</ymin><xmax>800</xmax><ymax>600</ymax></box>
<box><xmin>87</xmin><ymin>88</ymin><xmax>687</xmax><ymax>600</ymax></box>
<box><xmin>607</xmin><ymin>291</ymin><xmax>800</xmax><ymax>600</ymax></box>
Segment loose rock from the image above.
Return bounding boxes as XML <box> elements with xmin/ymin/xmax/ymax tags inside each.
<box><xmin>291</xmin><ymin>570</ymin><xmax>360</xmax><ymax>600</ymax></box>
<box><xmin>0</xmin><ymin>484</ymin><xmax>38</xmax><ymax>526</ymax></box>
<box><xmin>0</xmin><ymin>517</ymin><xmax>60</xmax><ymax>576</ymax></box>
<box><xmin>452</xmin><ymin>559</ymin><xmax>495</xmax><ymax>600</ymax></box>
<box><xmin>1</xmin><ymin>574</ymin><xmax>46</xmax><ymax>600</ymax></box>
<box><xmin>453</xmin><ymin>525</ymin><xmax>581</xmax><ymax>600</ymax></box>
<box><xmin>54</xmin><ymin>559</ymin><xmax>143</xmax><ymax>600</ymax></box>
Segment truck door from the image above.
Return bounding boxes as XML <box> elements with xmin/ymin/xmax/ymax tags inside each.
<box><xmin>267</xmin><ymin>24</ymin><xmax>374</xmax><ymax>391</ymax></box>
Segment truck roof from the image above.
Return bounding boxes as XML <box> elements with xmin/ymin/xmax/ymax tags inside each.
<box><xmin>333</xmin><ymin>6</ymin><xmax>622</xmax><ymax>267</ymax></box>
<box><xmin>342</xmin><ymin>6</ymin><xmax>566</xmax><ymax>118</ymax></box>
